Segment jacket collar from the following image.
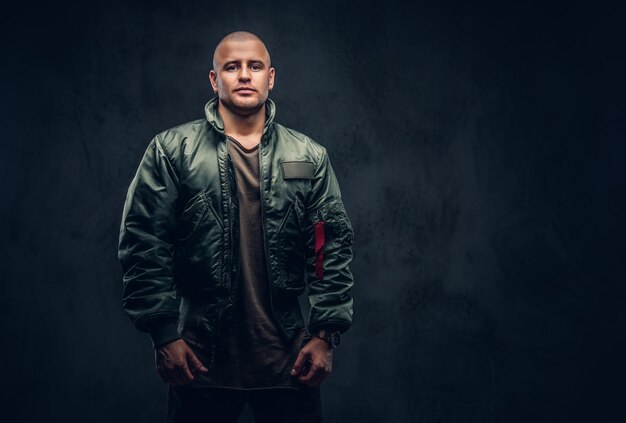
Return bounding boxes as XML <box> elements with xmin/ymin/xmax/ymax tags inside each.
<box><xmin>204</xmin><ymin>97</ymin><xmax>276</xmax><ymax>140</ymax></box>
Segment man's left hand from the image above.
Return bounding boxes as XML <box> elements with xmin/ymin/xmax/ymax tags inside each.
<box><xmin>291</xmin><ymin>337</ymin><xmax>333</xmax><ymax>387</ymax></box>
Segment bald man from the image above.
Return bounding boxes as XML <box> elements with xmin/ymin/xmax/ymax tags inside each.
<box><xmin>119</xmin><ymin>31</ymin><xmax>355</xmax><ymax>423</ymax></box>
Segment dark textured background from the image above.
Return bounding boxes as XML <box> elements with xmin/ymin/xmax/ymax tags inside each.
<box><xmin>1</xmin><ymin>1</ymin><xmax>624</xmax><ymax>422</ymax></box>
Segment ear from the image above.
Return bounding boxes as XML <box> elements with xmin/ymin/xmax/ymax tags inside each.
<box><xmin>268</xmin><ymin>67</ymin><xmax>275</xmax><ymax>92</ymax></box>
<box><xmin>209</xmin><ymin>69</ymin><xmax>218</xmax><ymax>94</ymax></box>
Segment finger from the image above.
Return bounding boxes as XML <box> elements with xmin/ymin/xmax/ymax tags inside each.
<box><xmin>301</xmin><ymin>373</ymin><xmax>323</xmax><ymax>387</ymax></box>
<box><xmin>299</xmin><ymin>360</ymin><xmax>313</xmax><ymax>378</ymax></box>
<box><xmin>291</xmin><ymin>351</ymin><xmax>309</xmax><ymax>376</ymax></box>
<box><xmin>173</xmin><ymin>370</ymin><xmax>188</xmax><ymax>386</ymax></box>
<box><xmin>166</xmin><ymin>361</ymin><xmax>192</xmax><ymax>385</ymax></box>
<box><xmin>156</xmin><ymin>358</ymin><xmax>169</xmax><ymax>382</ymax></box>
<box><xmin>186</xmin><ymin>349</ymin><xmax>208</xmax><ymax>373</ymax></box>
<box><xmin>299</xmin><ymin>362</ymin><xmax>321</xmax><ymax>384</ymax></box>
<box><xmin>178</xmin><ymin>362</ymin><xmax>195</xmax><ymax>383</ymax></box>
<box><xmin>309</xmin><ymin>366</ymin><xmax>328</xmax><ymax>386</ymax></box>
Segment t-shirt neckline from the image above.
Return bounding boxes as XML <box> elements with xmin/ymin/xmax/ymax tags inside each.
<box><xmin>227</xmin><ymin>135</ymin><xmax>260</xmax><ymax>153</ymax></box>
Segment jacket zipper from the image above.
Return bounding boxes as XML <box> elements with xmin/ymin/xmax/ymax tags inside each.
<box><xmin>208</xmin><ymin>139</ymin><xmax>235</xmax><ymax>369</ymax></box>
<box><xmin>259</xmin><ymin>136</ymin><xmax>289</xmax><ymax>341</ymax></box>
<box><xmin>213</xmin><ymin>137</ymin><xmax>240</xmax><ymax>357</ymax></box>
<box><xmin>224</xmin><ymin>139</ymin><xmax>240</xmax><ymax>322</ymax></box>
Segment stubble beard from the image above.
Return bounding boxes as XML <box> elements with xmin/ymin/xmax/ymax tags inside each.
<box><xmin>220</xmin><ymin>92</ymin><xmax>266</xmax><ymax>118</ymax></box>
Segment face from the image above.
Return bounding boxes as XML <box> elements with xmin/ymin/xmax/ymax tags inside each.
<box><xmin>209</xmin><ymin>39</ymin><xmax>275</xmax><ymax>117</ymax></box>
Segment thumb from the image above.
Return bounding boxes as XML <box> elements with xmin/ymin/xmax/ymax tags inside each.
<box><xmin>186</xmin><ymin>348</ymin><xmax>208</xmax><ymax>373</ymax></box>
<box><xmin>291</xmin><ymin>350</ymin><xmax>309</xmax><ymax>376</ymax></box>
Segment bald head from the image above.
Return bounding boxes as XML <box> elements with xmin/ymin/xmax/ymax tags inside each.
<box><xmin>212</xmin><ymin>31</ymin><xmax>271</xmax><ymax>70</ymax></box>
<box><xmin>208</xmin><ymin>30</ymin><xmax>275</xmax><ymax>117</ymax></box>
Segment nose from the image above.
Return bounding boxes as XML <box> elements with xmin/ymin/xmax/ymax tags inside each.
<box><xmin>238</xmin><ymin>66</ymin><xmax>251</xmax><ymax>81</ymax></box>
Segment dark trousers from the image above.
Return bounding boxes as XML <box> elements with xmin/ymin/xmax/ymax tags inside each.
<box><xmin>167</xmin><ymin>384</ymin><xmax>323</xmax><ymax>423</ymax></box>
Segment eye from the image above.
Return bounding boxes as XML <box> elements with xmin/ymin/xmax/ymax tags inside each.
<box><xmin>250</xmin><ymin>64</ymin><xmax>263</xmax><ymax>71</ymax></box>
<box><xmin>225</xmin><ymin>65</ymin><xmax>239</xmax><ymax>71</ymax></box>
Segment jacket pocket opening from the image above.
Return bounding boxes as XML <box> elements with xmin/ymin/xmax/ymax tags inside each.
<box><xmin>177</xmin><ymin>192</ymin><xmax>208</xmax><ymax>241</ymax></box>
<box><xmin>204</xmin><ymin>192</ymin><xmax>224</xmax><ymax>229</ymax></box>
<box><xmin>277</xmin><ymin>201</ymin><xmax>295</xmax><ymax>234</ymax></box>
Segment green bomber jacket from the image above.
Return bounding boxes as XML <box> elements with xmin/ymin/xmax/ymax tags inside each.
<box><xmin>118</xmin><ymin>97</ymin><xmax>354</xmax><ymax>360</ymax></box>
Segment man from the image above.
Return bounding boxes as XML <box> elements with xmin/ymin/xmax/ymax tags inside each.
<box><xmin>118</xmin><ymin>31</ymin><xmax>354</xmax><ymax>422</ymax></box>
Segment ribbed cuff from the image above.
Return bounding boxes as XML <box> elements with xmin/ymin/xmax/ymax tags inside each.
<box><xmin>149</xmin><ymin>320</ymin><xmax>182</xmax><ymax>349</ymax></box>
<box><xmin>308</xmin><ymin>322</ymin><xmax>344</xmax><ymax>336</ymax></box>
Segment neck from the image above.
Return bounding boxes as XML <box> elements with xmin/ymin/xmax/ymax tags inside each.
<box><xmin>219</xmin><ymin>100</ymin><xmax>266</xmax><ymax>139</ymax></box>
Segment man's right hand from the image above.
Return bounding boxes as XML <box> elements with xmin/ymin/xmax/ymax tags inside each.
<box><xmin>155</xmin><ymin>339</ymin><xmax>208</xmax><ymax>386</ymax></box>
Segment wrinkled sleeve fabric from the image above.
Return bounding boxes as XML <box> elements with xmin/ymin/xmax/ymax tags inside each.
<box><xmin>304</xmin><ymin>146</ymin><xmax>355</xmax><ymax>335</ymax></box>
<box><xmin>118</xmin><ymin>135</ymin><xmax>182</xmax><ymax>349</ymax></box>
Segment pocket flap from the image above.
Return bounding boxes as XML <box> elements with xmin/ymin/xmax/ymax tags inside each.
<box><xmin>281</xmin><ymin>161</ymin><xmax>315</xmax><ymax>179</ymax></box>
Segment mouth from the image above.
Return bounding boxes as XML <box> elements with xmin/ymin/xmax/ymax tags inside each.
<box><xmin>234</xmin><ymin>87</ymin><xmax>256</xmax><ymax>93</ymax></box>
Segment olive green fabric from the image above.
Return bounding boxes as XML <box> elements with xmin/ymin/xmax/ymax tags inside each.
<box><xmin>118</xmin><ymin>97</ymin><xmax>354</xmax><ymax>361</ymax></box>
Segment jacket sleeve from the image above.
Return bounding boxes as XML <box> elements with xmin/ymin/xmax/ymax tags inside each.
<box><xmin>304</xmin><ymin>147</ymin><xmax>355</xmax><ymax>335</ymax></box>
<box><xmin>118</xmin><ymin>135</ymin><xmax>182</xmax><ymax>348</ymax></box>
